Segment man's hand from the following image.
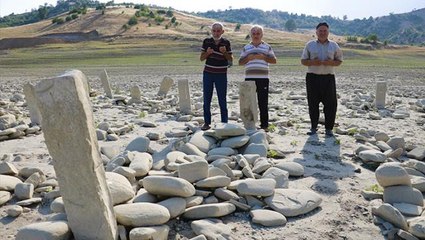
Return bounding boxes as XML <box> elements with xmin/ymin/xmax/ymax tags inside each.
<box><xmin>219</xmin><ymin>46</ymin><xmax>226</xmax><ymax>53</ymax></box>
<box><xmin>310</xmin><ymin>58</ymin><xmax>322</xmax><ymax>66</ymax></box>
<box><xmin>206</xmin><ymin>47</ymin><xmax>214</xmax><ymax>55</ymax></box>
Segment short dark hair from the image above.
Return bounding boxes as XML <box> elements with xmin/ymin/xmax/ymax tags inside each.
<box><xmin>316</xmin><ymin>22</ymin><xmax>329</xmax><ymax>29</ymax></box>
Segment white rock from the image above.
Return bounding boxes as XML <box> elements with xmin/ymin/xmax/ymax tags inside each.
<box><xmin>143</xmin><ymin>176</ymin><xmax>195</xmax><ymax>197</ymax></box>
<box><xmin>250</xmin><ymin>209</ymin><xmax>287</xmax><ymax>227</ymax></box>
<box><xmin>129</xmin><ymin>225</ymin><xmax>169</xmax><ymax>240</ymax></box>
<box><xmin>191</xmin><ymin>219</ymin><xmax>232</xmax><ymax>240</ymax></box>
<box><xmin>182</xmin><ymin>202</ymin><xmax>236</xmax><ymax>219</ymax></box>
<box><xmin>264</xmin><ymin>189</ymin><xmax>322</xmax><ymax>217</ymax></box>
<box><xmin>114</xmin><ymin>203</ymin><xmax>170</xmax><ymax>227</ymax></box>
<box><xmin>375</xmin><ymin>162</ymin><xmax>411</xmax><ymax>187</ymax></box>
<box><xmin>16</xmin><ymin>221</ymin><xmax>71</xmax><ymax>240</ymax></box>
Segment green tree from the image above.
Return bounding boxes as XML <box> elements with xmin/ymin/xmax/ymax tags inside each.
<box><xmin>235</xmin><ymin>23</ymin><xmax>241</xmax><ymax>31</ymax></box>
<box><xmin>38</xmin><ymin>4</ymin><xmax>49</xmax><ymax>20</ymax></box>
<box><xmin>367</xmin><ymin>34</ymin><xmax>378</xmax><ymax>43</ymax></box>
<box><xmin>285</xmin><ymin>19</ymin><xmax>296</xmax><ymax>31</ymax></box>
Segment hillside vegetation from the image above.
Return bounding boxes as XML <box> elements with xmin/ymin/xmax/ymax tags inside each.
<box><xmin>199</xmin><ymin>8</ymin><xmax>425</xmax><ymax>45</ymax></box>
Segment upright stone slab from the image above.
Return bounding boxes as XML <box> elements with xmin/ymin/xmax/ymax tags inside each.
<box><xmin>239</xmin><ymin>81</ymin><xmax>258</xmax><ymax>130</ymax></box>
<box><xmin>23</xmin><ymin>83</ymin><xmax>42</xmax><ymax>125</ymax></box>
<box><xmin>158</xmin><ymin>76</ymin><xmax>174</xmax><ymax>96</ymax></box>
<box><xmin>34</xmin><ymin>70</ymin><xmax>118</xmax><ymax>240</ymax></box>
<box><xmin>376</xmin><ymin>81</ymin><xmax>387</xmax><ymax>109</ymax></box>
<box><xmin>101</xmin><ymin>69</ymin><xmax>113</xmax><ymax>98</ymax></box>
<box><xmin>128</xmin><ymin>85</ymin><xmax>142</xmax><ymax>104</ymax></box>
<box><xmin>178</xmin><ymin>79</ymin><xmax>192</xmax><ymax>114</ymax></box>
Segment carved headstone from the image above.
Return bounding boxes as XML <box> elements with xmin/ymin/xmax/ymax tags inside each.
<box><xmin>240</xmin><ymin>82</ymin><xmax>258</xmax><ymax>130</ymax></box>
<box><xmin>158</xmin><ymin>76</ymin><xmax>174</xmax><ymax>97</ymax></box>
<box><xmin>178</xmin><ymin>79</ymin><xmax>192</xmax><ymax>114</ymax></box>
<box><xmin>23</xmin><ymin>83</ymin><xmax>42</xmax><ymax>126</ymax></box>
<box><xmin>34</xmin><ymin>70</ymin><xmax>118</xmax><ymax>240</ymax></box>
<box><xmin>100</xmin><ymin>69</ymin><xmax>113</xmax><ymax>98</ymax></box>
<box><xmin>376</xmin><ymin>81</ymin><xmax>387</xmax><ymax>109</ymax></box>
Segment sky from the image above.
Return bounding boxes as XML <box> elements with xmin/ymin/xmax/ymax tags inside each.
<box><xmin>1</xmin><ymin>0</ymin><xmax>425</xmax><ymax>19</ymax></box>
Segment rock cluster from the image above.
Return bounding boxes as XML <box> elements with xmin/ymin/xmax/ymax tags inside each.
<box><xmin>2</xmin><ymin>123</ymin><xmax>323</xmax><ymax>240</ymax></box>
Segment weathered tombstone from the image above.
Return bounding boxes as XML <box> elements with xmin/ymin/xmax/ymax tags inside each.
<box><xmin>178</xmin><ymin>79</ymin><xmax>192</xmax><ymax>114</ymax></box>
<box><xmin>23</xmin><ymin>83</ymin><xmax>42</xmax><ymax>126</ymax></box>
<box><xmin>158</xmin><ymin>76</ymin><xmax>174</xmax><ymax>97</ymax></box>
<box><xmin>33</xmin><ymin>70</ymin><xmax>118</xmax><ymax>240</ymax></box>
<box><xmin>100</xmin><ymin>69</ymin><xmax>113</xmax><ymax>98</ymax></box>
<box><xmin>240</xmin><ymin>81</ymin><xmax>258</xmax><ymax>130</ymax></box>
<box><xmin>128</xmin><ymin>85</ymin><xmax>142</xmax><ymax>104</ymax></box>
<box><xmin>376</xmin><ymin>81</ymin><xmax>387</xmax><ymax>109</ymax></box>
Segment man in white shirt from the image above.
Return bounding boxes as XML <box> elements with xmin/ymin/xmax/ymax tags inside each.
<box><xmin>239</xmin><ymin>25</ymin><xmax>277</xmax><ymax>131</ymax></box>
<box><xmin>301</xmin><ymin>22</ymin><xmax>343</xmax><ymax>137</ymax></box>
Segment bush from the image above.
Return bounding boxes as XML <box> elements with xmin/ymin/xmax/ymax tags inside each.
<box><xmin>171</xmin><ymin>16</ymin><xmax>176</xmax><ymax>23</ymax></box>
<box><xmin>155</xmin><ymin>16</ymin><xmax>164</xmax><ymax>23</ymax></box>
<box><xmin>157</xmin><ymin>10</ymin><xmax>166</xmax><ymax>15</ymax></box>
<box><xmin>122</xmin><ymin>24</ymin><xmax>129</xmax><ymax>30</ymax></box>
<box><xmin>71</xmin><ymin>14</ymin><xmax>78</xmax><ymax>19</ymax></box>
<box><xmin>166</xmin><ymin>10</ymin><xmax>173</xmax><ymax>17</ymax></box>
<box><xmin>128</xmin><ymin>16</ymin><xmax>138</xmax><ymax>25</ymax></box>
<box><xmin>346</xmin><ymin>36</ymin><xmax>358</xmax><ymax>42</ymax></box>
<box><xmin>66</xmin><ymin>16</ymin><xmax>72</xmax><ymax>21</ymax></box>
<box><xmin>235</xmin><ymin>23</ymin><xmax>241</xmax><ymax>31</ymax></box>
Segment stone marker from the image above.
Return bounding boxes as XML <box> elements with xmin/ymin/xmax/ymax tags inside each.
<box><xmin>23</xmin><ymin>83</ymin><xmax>42</xmax><ymax>125</ymax></box>
<box><xmin>375</xmin><ymin>81</ymin><xmax>387</xmax><ymax>109</ymax></box>
<box><xmin>128</xmin><ymin>85</ymin><xmax>142</xmax><ymax>105</ymax></box>
<box><xmin>34</xmin><ymin>70</ymin><xmax>118</xmax><ymax>239</ymax></box>
<box><xmin>158</xmin><ymin>76</ymin><xmax>174</xmax><ymax>96</ymax></box>
<box><xmin>178</xmin><ymin>79</ymin><xmax>192</xmax><ymax>114</ymax></box>
<box><xmin>101</xmin><ymin>69</ymin><xmax>113</xmax><ymax>98</ymax></box>
<box><xmin>239</xmin><ymin>81</ymin><xmax>258</xmax><ymax>130</ymax></box>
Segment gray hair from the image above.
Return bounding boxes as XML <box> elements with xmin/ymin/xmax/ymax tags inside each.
<box><xmin>211</xmin><ymin>22</ymin><xmax>224</xmax><ymax>30</ymax></box>
<box><xmin>250</xmin><ymin>25</ymin><xmax>263</xmax><ymax>36</ymax></box>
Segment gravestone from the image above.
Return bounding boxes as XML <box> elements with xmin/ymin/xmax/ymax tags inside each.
<box><xmin>128</xmin><ymin>85</ymin><xmax>142</xmax><ymax>105</ymax></box>
<box><xmin>100</xmin><ymin>69</ymin><xmax>113</xmax><ymax>98</ymax></box>
<box><xmin>23</xmin><ymin>83</ymin><xmax>42</xmax><ymax>126</ymax></box>
<box><xmin>376</xmin><ymin>81</ymin><xmax>387</xmax><ymax>109</ymax></box>
<box><xmin>34</xmin><ymin>70</ymin><xmax>118</xmax><ymax>240</ymax></box>
<box><xmin>240</xmin><ymin>82</ymin><xmax>258</xmax><ymax>130</ymax></box>
<box><xmin>178</xmin><ymin>79</ymin><xmax>192</xmax><ymax>114</ymax></box>
<box><xmin>158</xmin><ymin>76</ymin><xmax>174</xmax><ymax>97</ymax></box>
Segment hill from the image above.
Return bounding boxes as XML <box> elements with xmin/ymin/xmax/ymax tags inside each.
<box><xmin>0</xmin><ymin>5</ymin><xmax>318</xmax><ymax>52</ymax></box>
<box><xmin>198</xmin><ymin>8</ymin><xmax>425</xmax><ymax>45</ymax></box>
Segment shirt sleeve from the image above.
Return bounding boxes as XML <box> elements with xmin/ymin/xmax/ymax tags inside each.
<box><xmin>301</xmin><ymin>43</ymin><xmax>310</xmax><ymax>60</ymax></box>
<box><xmin>201</xmin><ymin>39</ymin><xmax>207</xmax><ymax>52</ymax></box>
<box><xmin>226</xmin><ymin>41</ymin><xmax>232</xmax><ymax>54</ymax></box>
<box><xmin>334</xmin><ymin>43</ymin><xmax>343</xmax><ymax>61</ymax></box>
<box><xmin>268</xmin><ymin>45</ymin><xmax>276</xmax><ymax>58</ymax></box>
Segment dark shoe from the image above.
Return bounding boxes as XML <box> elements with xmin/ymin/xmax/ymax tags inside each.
<box><xmin>201</xmin><ymin>124</ymin><xmax>210</xmax><ymax>131</ymax></box>
<box><xmin>307</xmin><ymin>129</ymin><xmax>317</xmax><ymax>135</ymax></box>
<box><xmin>325</xmin><ymin>129</ymin><xmax>334</xmax><ymax>137</ymax></box>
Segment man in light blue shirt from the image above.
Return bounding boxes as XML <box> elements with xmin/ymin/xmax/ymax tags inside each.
<box><xmin>301</xmin><ymin>22</ymin><xmax>343</xmax><ymax>137</ymax></box>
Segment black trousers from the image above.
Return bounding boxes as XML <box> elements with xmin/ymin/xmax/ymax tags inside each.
<box><xmin>306</xmin><ymin>73</ymin><xmax>337</xmax><ymax>130</ymax></box>
<box><xmin>245</xmin><ymin>78</ymin><xmax>269</xmax><ymax>129</ymax></box>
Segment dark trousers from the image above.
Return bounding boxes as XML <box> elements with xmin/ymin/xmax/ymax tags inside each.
<box><xmin>245</xmin><ymin>78</ymin><xmax>269</xmax><ymax>129</ymax></box>
<box><xmin>306</xmin><ymin>73</ymin><xmax>337</xmax><ymax>130</ymax></box>
<box><xmin>203</xmin><ymin>72</ymin><xmax>228</xmax><ymax>125</ymax></box>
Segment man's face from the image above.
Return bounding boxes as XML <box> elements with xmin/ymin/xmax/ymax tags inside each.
<box><xmin>316</xmin><ymin>26</ymin><xmax>329</xmax><ymax>41</ymax></box>
<box><xmin>250</xmin><ymin>29</ymin><xmax>263</xmax><ymax>42</ymax></box>
<box><xmin>211</xmin><ymin>26</ymin><xmax>224</xmax><ymax>40</ymax></box>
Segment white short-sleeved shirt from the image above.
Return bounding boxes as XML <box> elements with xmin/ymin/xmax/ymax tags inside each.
<box><xmin>301</xmin><ymin>39</ymin><xmax>343</xmax><ymax>75</ymax></box>
<box><xmin>240</xmin><ymin>42</ymin><xmax>276</xmax><ymax>79</ymax></box>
